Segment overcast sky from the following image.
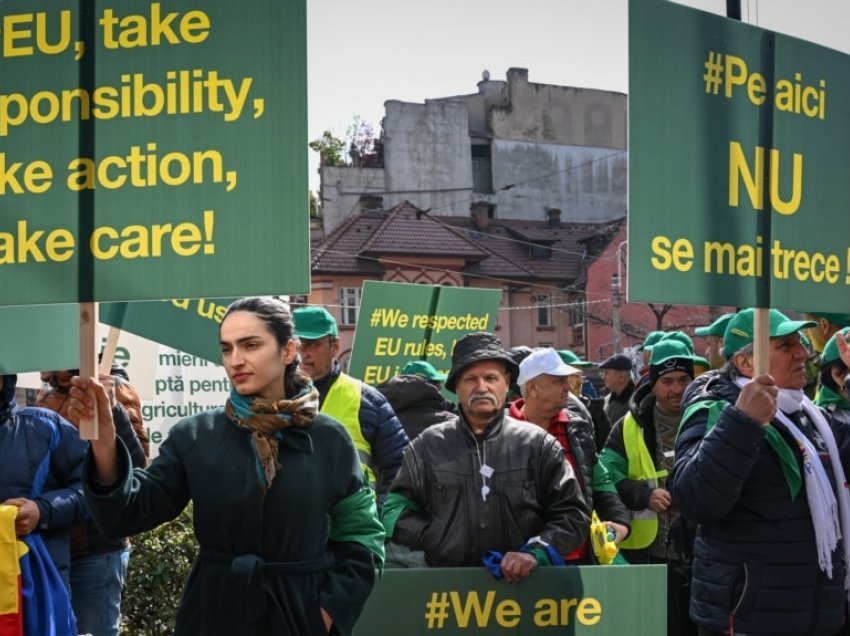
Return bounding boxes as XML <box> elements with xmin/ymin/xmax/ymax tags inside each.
<box><xmin>306</xmin><ymin>0</ymin><xmax>849</xmax><ymax>189</ymax></box>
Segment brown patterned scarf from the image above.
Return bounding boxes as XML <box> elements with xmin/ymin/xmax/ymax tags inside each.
<box><xmin>225</xmin><ymin>385</ymin><xmax>320</xmax><ymax>491</ymax></box>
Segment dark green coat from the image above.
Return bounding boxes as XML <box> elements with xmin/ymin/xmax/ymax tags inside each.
<box><xmin>85</xmin><ymin>409</ymin><xmax>377</xmax><ymax>635</ymax></box>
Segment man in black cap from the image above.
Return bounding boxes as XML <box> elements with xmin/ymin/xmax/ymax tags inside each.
<box><xmin>599</xmin><ymin>353</ymin><xmax>635</xmax><ymax>428</ymax></box>
<box><xmin>382</xmin><ymin>332</ymin><xmax>590</xmax><ymax>581</ymax></box>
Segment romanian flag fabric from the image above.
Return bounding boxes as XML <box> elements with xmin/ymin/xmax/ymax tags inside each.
<box><xmin>0</xmin><ymin>505</ymin><xmax>76</xmax><ymax>636</ymax></box>
<box><xmin>0</xmin><ymin>505</ymin><xmax>23</xmax><ymax>636</ymax></box>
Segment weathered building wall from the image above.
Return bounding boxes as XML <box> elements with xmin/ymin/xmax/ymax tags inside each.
<box><xmin>319</xmin><ymin>166</ymin><xmax>386</xmax><ymax>234</ymax></box>
<box><xmin>490</xmin><ymin>139</ymin><xmax>627</xmax><ymax>223</ymax></box>
<box><xmin>382</xmin><ymin>99</ymin><xmax>475</xmax><ymax>218</ymax></box>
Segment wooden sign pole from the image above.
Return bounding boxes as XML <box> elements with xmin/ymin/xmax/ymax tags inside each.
<box><xmin>78</xmin><ymin>302</ymin><xmax>98</xmax><ymax>440</ymax></box>
<box><xmin>753</xmin><ymin>308</ymin><xmax>770</xmax><ymax>378</ymax></box>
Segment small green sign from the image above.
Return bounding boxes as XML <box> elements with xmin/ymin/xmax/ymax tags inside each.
<box><xmin>356</xmin><ymin>566</ymin><xmax>666</xmax><ymax>634</ymax></box>
<box><xmin>0</xmin><ymin>0</ymin><xmax>308</xmax><ymax>305</ymax></box>
<box><xmin>99</xmin><ymin>298</ymin><xmax>237</xmax><ymax>364</ymax></box>
<box><xmin>0</xmin><ymin>305</ymin><xmax>79</xmax><ymax>373</ymax></box>
<box><xmin>629</xmin><ymin>0</ymin><xmax>850</xmax><ymax>313</ymax></box>
<box><xmin>348</xmin><ymin>282</ymin><xmax>501</xmax><ymax>385</ymax></box>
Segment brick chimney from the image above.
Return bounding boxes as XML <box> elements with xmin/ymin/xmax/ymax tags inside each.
<box><xmin>546</xmin><ymin>208</ymin><xmax>562</xmax><ymax>228</ymax></box>
<box><xmin>470</xmin><ymin>201</ymin><xmax>491</xmax><ymax>231</ymax></box>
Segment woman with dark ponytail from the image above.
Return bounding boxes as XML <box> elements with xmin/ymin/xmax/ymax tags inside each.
<box><xmin>67</xmin><ymin>297</ymin><xmax>384</xmax><ymax>635</ymax></box>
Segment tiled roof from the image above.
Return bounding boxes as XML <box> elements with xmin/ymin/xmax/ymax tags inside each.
<box><xmin>312</xmin><ymin>200</ymin><xmax>624</xmax><ymax>285</ymax></box>
<box><xmin>359</xmin><ymin>201</ymin><xmax>489</xmax><ymax>259</ymax></box>
<box><xmin>441</xmin><ymin>216</ymin><xmax>624</xmax><ymax>284</ymax></box>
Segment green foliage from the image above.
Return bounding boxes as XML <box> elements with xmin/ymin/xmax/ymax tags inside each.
<box><xmin>309</xmin><ymin>190</ymin><xmax>319</xmax><ymax>217</ymax></box>
<box><xmin>120</xmin><ymin>505</ymin><xmax>198</xmax><ymax>635</ymax></box>
<box><xmin>309</xmin><ymin>116</ymin><xmax>379</xmax><ymax>168</ymax></box>
<box><xmin>308</xmin><ymin>130</ymin><xmax>347</xmax><ymax>166</ymax></box>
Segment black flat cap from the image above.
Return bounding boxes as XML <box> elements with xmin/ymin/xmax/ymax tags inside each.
<box><xmin>598</xmin><ymin>353</ymin><xmax>633</xmax><ymax>371</ymax></box>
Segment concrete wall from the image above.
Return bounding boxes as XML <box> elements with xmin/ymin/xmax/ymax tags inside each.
<box><xmin>490</xmin><ymin>139</ymin><xmax>627</xmax><ymax>223</ymax></box>
<box><xmin>319</xmin><ymin>166</ymin><xmax>386</xmax><ymax>234</ymax></box>
<box><xmin>490</xmin><ymin>68</ymin><xmax>627</xmax><ymax>149</ymax></box>
<box><xmin>317</xmin><ymin>69</ymin><xmax>628</xmax><ymax>229</ymax></box>
<box><xmin>381</xmin><ymin>99</ymin><xmax>475</xmax><ymax>218</ymax></box>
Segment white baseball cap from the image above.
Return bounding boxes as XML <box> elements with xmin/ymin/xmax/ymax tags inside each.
<box><xmin>517</xmin><ymin>348</ymin><xmax>581</xmax><ymax>386</ymax></box>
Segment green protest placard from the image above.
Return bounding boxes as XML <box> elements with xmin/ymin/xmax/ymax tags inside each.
<box><xmin>99</xmin><ymin>298</ymin><xmax>238</xmax><ymax>364</ymax></box>
<box><xmin>356</xmin><ymin>566</ymin><xmax>666</xmax><ymax>633</ymax></box>
<box><xmin>0</xmin><ymin>305</ymin><xmax>79</xmax><ymax>373</ymax></box>
<box><xmin>348</xmin><ymin>282</ymin><xmax>501</xmax><ymax>386</ymax></box>
<box><xmin>629</xmin><ymin>0</ymin><xmax>850</xmax><ymax>313</ymax></box>
<box><xmin>0</xmin><ymin>0</ymin><xmax>308</xmax><ymax>305</ymax></box>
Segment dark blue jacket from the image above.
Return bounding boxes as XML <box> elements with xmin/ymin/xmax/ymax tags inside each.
<box><xmin>670</xmin><ymin>368</ymin><xmax>850</xmax><ymax>635</ymax></box>
<box><xmin>0</xmin><ymin>374</ymin><xmax>89</xmax><ymax>586</ymax></box>
<box><xmin>314</xmin><ymin>363</ymin><xmax>409</xmax><ymax>504</ymax></box>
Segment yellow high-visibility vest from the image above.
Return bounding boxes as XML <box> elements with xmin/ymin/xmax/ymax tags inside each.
<box><xmin>619</xmin><ymin>413</ymin><xmax>668</xmax><ymax>550</ymax></box>
<box><xmin>322</xmin><ymin>373</ymin><xmax>377</xmax><ymax>488</ymax></box>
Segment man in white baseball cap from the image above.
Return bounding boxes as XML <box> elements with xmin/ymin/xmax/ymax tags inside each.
<box><xmin>509</xmin><ymin>348</ymin><xmax>630</xmax><ymax>563</ymax></box>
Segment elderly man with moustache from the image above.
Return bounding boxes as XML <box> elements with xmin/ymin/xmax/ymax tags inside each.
<box><xmin>382</xmin><ymin>333</ymin><xmax>590</xmax><ymax>581</ymax></box>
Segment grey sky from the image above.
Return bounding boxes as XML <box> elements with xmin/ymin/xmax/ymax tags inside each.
<box><xmin>306</xmin><ymin>0</ymin><xmax>849</xmax><ymax>189</ymax></box>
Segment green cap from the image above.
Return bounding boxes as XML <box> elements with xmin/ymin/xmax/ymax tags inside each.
<box><xmin>821</xmin><ymin>327</ymin><xmax>850</xmax><ymax>366</ymax></box>
<box><xmin>807</xmin><ymin>312</ymin><xmax>850</xmax><ymax>328</ymax></box>
<box><xmin>640</xmin><ymin>331</ymin><xmax>666</xmax><ymax>351</ymax></box>
<box><xmin>400</xmin><ymin>360</ymin><xmax>447</xmax><ymax>382</ymax></box>
<box><xmin>660</xmin><ymin>331</ymin><xmax>694</xmax><ymax>354</ymax></box>
<box><xmin>694</xmin><ymin>313</ymin><xmax>734</xmax><ymax>337</ymax></box>
<box><xmin>556</xmin><ymin>350</ymin><xmax>593</xmax><ymax>368</ymax></box>
<box><xmin>692</xmin><ymin>355</ymin><xmax>710</xmax><ymax>370</ymax></box>
<box><xmin>292</xmin><ymin>306</ymin><xmax>339</xmax><ymax>340</ymax></box>
<box><xmin>722</xmin><ymin>308</ymin><xmax>816</xmax><ymax>359</ymax></box>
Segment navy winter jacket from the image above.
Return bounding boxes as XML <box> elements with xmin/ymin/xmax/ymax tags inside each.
<box><xmin>670</xmin><ymin>368</ymin><xmax>850</xmax><ymax>635</ymax></box>
<box><xmin>0</xmin><ymin>374</ymin><xmax>89</xmax><ymax>586</ymax></box>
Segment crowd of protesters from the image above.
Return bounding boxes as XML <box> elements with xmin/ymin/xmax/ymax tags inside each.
<box><xmin>4</xmin><ymin>298</ymin><xmax>850</xmax><ymax>635</ymax></box>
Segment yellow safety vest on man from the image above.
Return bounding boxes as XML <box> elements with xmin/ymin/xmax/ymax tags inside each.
<box><xmin>321</xmin><ymin>373</ymin><xmax>378</xmax><ymax>489</ymax></box>
<box><xmin>619</xmin><ymin>413</ymin><xmax>668</xmax><ymax>550</ymax></box>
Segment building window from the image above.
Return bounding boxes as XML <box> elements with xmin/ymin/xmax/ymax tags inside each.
<box><xmin>535</xmin><ymin>294</ymin><xmax>551</xmax><ymax>327</ymax></box>
<box><xmin>339</xmin><ymin>287</ymin><xmax>361</xmax><ymax>326</ymax></box>
<box><xmin>529</xmin><ymin>243</ymin><xmax>552</xmax><ymax>260</ymax></box>
<box><xmin>572</xmin><ymin>300</ymin><xmax>586</xmax><ymax>344</ymax></box>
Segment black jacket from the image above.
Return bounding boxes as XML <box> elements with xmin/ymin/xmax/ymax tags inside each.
<box><xmin>375</xmin><ymin>375</ymin><xmax>455</xmax><ymax>440</ymax></box>
<box><xmin>669</xmin><ymin>367</ymin><xmax>850</xmax><ymax>635</ymax></box>
<box><xmin>390</xmin><ymin>410</ymin><xmax>590</xmax><ymax>567</ymax></box>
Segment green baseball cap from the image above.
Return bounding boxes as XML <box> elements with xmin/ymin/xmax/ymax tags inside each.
<box><xmin>693</xmin><ymin>355</ymin><xmax>710</xmax><ymax>371</ymax></box>
<box><xmin>400</xmin><ymin>360</ymin><xmax>447</xmax><ymax>382</ymax></box>
<box><xmin>807</xmin><ymin>312</ymin><xmax>850</xmax><ymax>328</ymax></box>
<box><xmin>639</xmin><ymin>331</ymin><xmax>666</xmax><ymax>351</ymax></box>
<box><xmin>821</xmin><ymin>327</ymin><xmax>850</xmax><ymax>366</ymax></box>
<box><xmin>694</xmin><ymin>313</ymin><xmax>734</xmax><ymax>337</ymax></box>
<box><xmin>722</xmin><ymin>308</ymin><xmax>816</xmax><ymax>359</ymax></box>
<box><xmin>660</xmin><ymin>331</ymin><xmax>695</xmax><ymax>354</ymax></box>
<box><xmin>556</xmin><ymin>350</ymin><xmax>593</xmax><ymax>368</ymax></box>
<box><xmin>292</xmin><ymin>306</ymin><xmax>339</xmax><ymax>340</ymax></box>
